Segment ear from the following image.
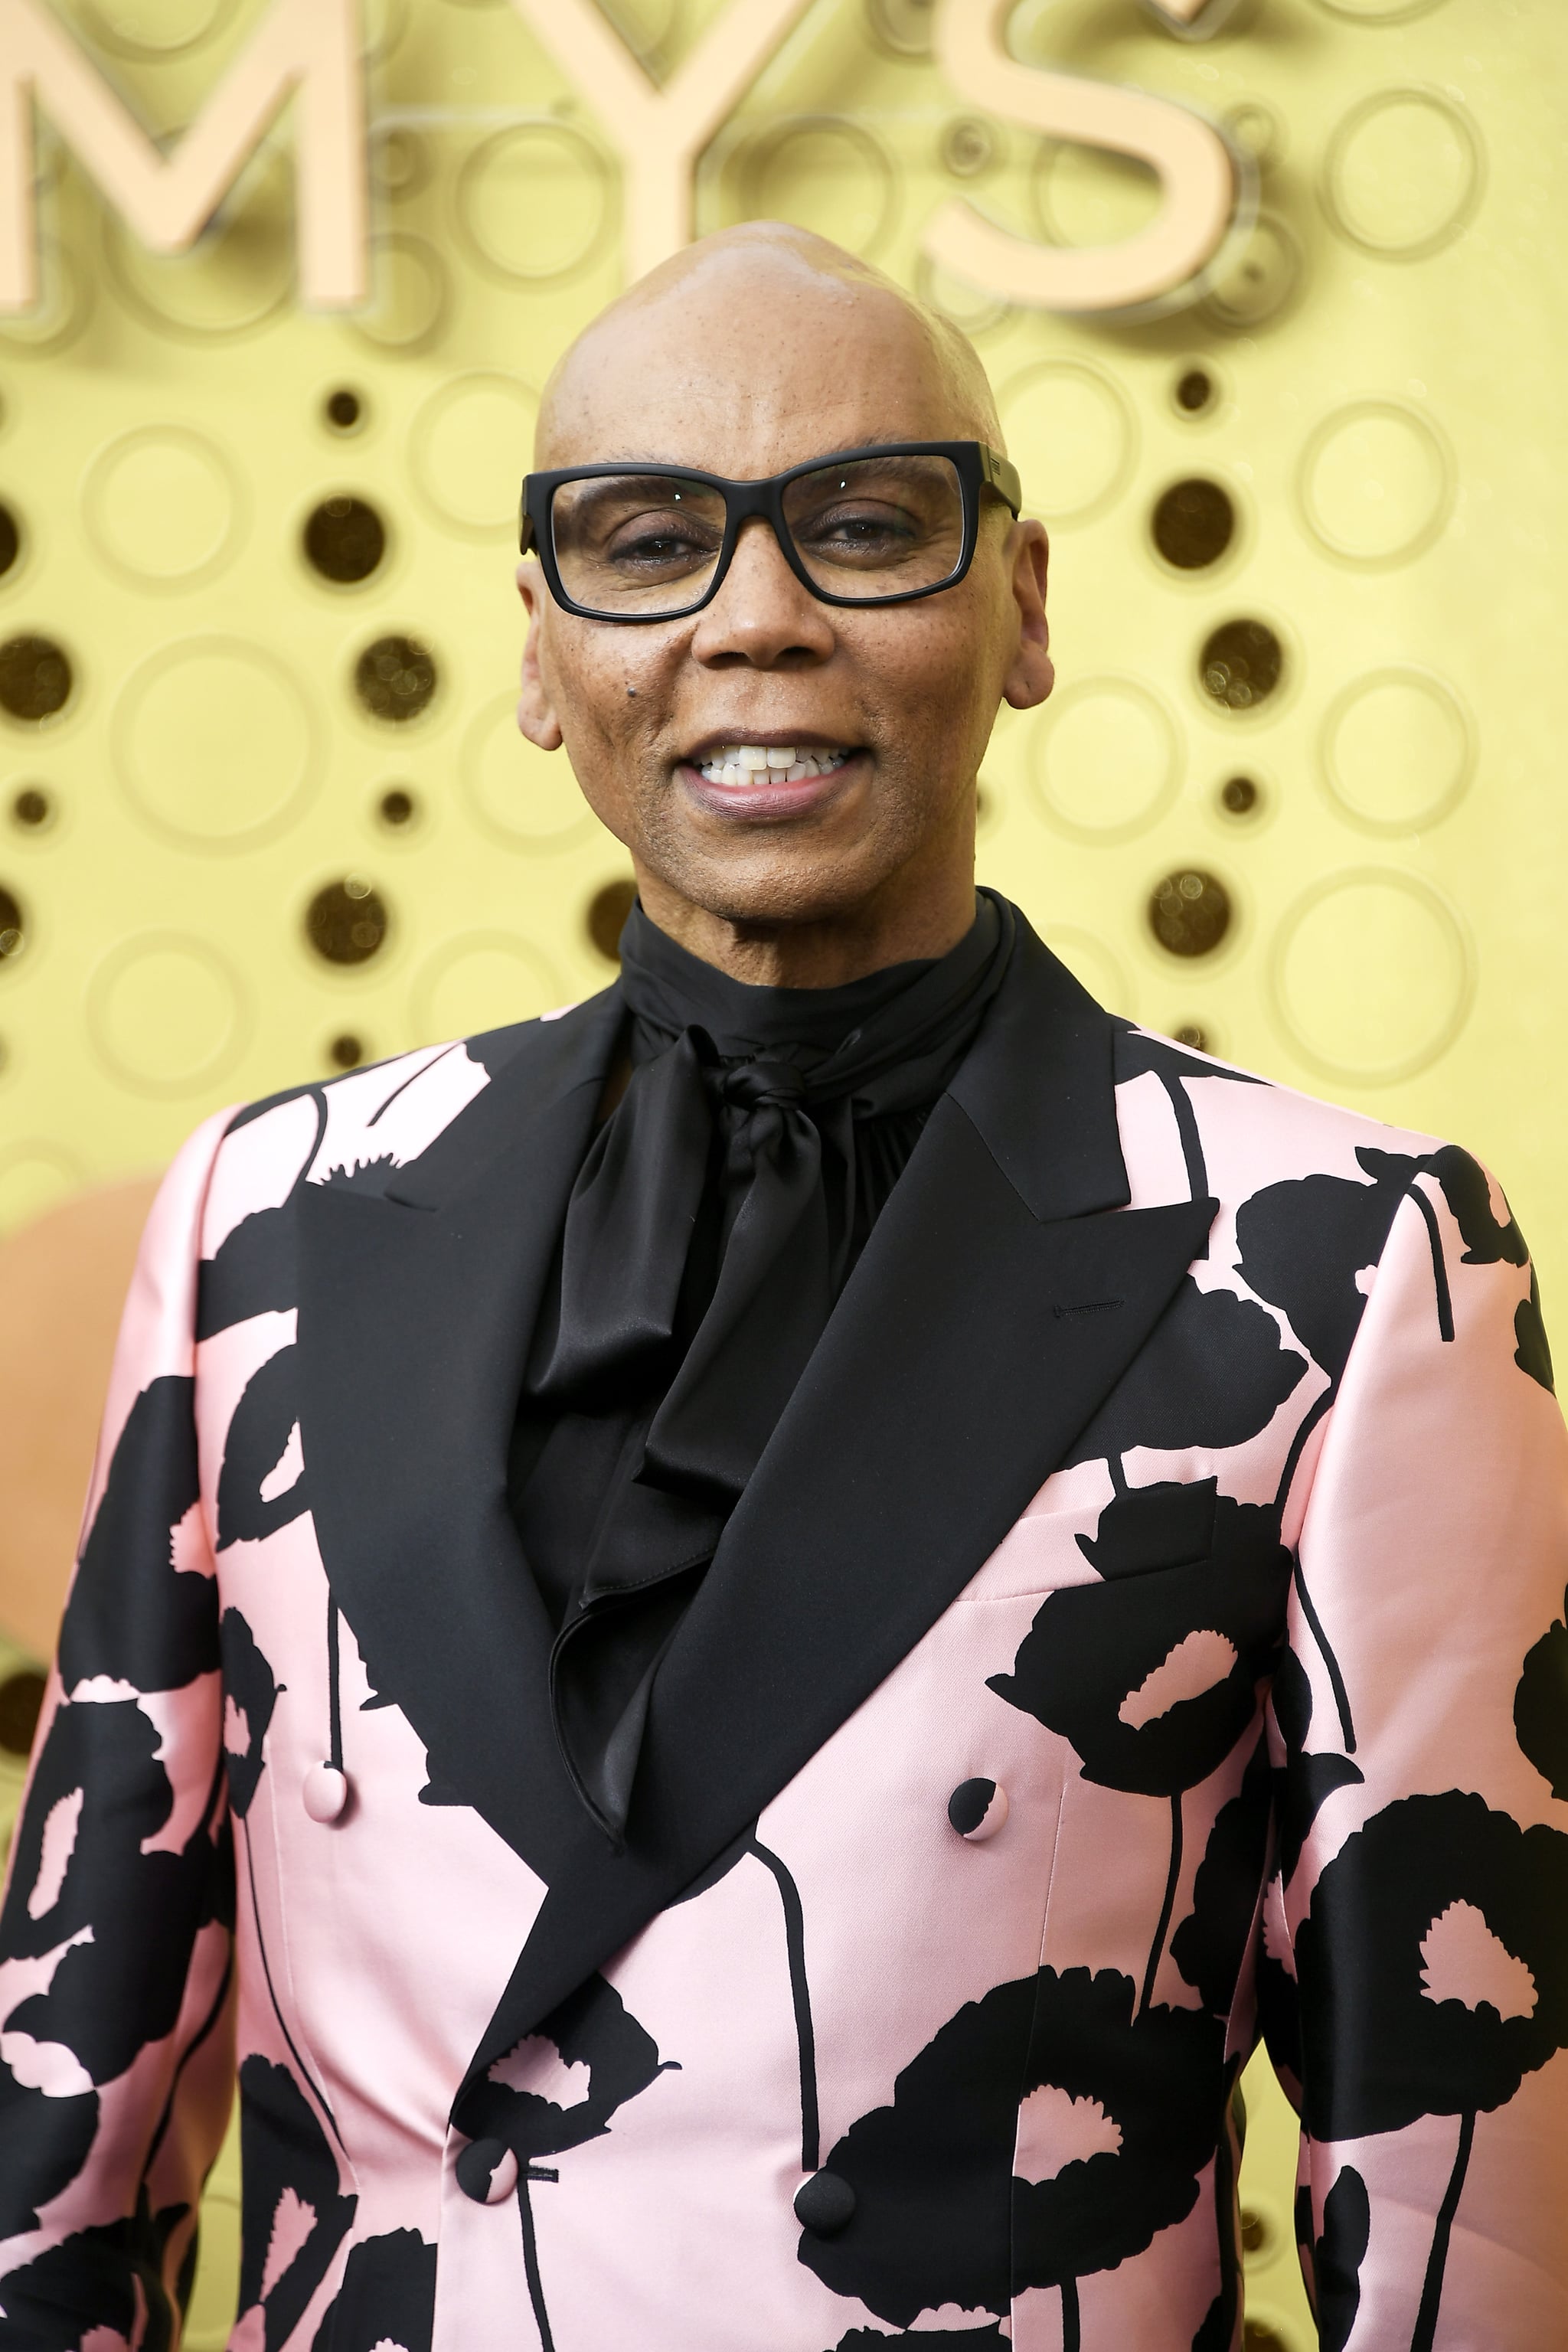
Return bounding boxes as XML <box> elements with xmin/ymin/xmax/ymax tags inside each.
<box><xmin>1000</xmin><ymin>519</ymin><xmax>1054</xmax><ymax>711</ymax></box>
<box><xmin>516</xmin><ymin>561</ymin><xmax>564</xmax><ymax>751</ymax></box>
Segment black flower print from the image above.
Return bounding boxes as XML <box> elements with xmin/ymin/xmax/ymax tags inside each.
<box><xmin>0</xmin><ymin>2197</ymin><xmax>191</xmax><ymax>2347</ymax></box>
<box><xmin>456</xmin><ymin>1971</ymin><xmax>670</xmax><ymax>2165</ymax></box>
<box><xmin>57</xmin><ymin>1376</ymin><xmax>216</xmax><ymax>1696</ymax></box>
<box><xmin>1111</xmin><ymin>1027</ymin><xmax>1260</xmax><ymax>1199</ymax></box>
<box><xmin>1269</xmin><ymin>1643</ymin><xmax>1364</xmax><ymax>1886</ymax></box>
<box><xmin>234</xmin><ymin>2056</ymin><xmax>357</xmax><ymax>2352</ymax></box>
<box><xmin>454</xmin><ymin>1974</ymin><xmax>672</xmax><ymax>2352</ymax></box>
<box><xmin>217</xmin><ymin>1346</ymin><xmax>310</xmax><ymax>1549</ymax></box>
<box><xmin>1381</xmin><ymin>1145</ymin><xmax>1527</xmax><ymax>1271</ymax></box>
<box><xmin>1239</xmin><ymin>1144</ymin><xmax>1524</xmax><ymax>1390</ymax></box>
<box><xmin>0</xmin><ymin>1697</ymin><xmax>224</xmax><ymax>2089</ymax></box>
<box><xmin>991</xmin><ymin>1488</ymin><xmax>1289</xmax><ymax>1800</ymax></box>
<box><xmin>219</xmin><ymin>1607</ymin><xmax>280</xmax><ymax>1818</ymax></box>
<box><xmin>1065</xmin><ymin>1282</ymin><xmax>1306</xmax><ymax>1469</ymax></box>
<box><xmin>1296</xmin><ymin>1792</ymin><xmax>1568</xmax><ymax>2137</ymax></box>
<box><xmin>1295</xmin><ymin>1792</ymin><xmax>1568</xmax><ymax>2350</ymax></box>
<box><xmin>1170</xmin><ymin>1733</ymin><xmax>1272</xmax><ymax>2015</ymax></box>
<box><xmin>1515</xmin><ymin>1270</ymin><xmax>1555</xmax><ymax>1392</ymax></box>
<box><xmin>1237</xmin><ymin>1145</ymin><xmax>1531</xmax><ymax>1757</ymax></box>
<box><xmin>198</xmin><ymin>1205</ymin><xmax>297</xmax><ymax>1341</ymax></box>
<box><xmin>801</xmin><ymin>1967</ymin><xmax>1223</xmax><ymax>2349</ymax></box>
<box><xmin>1313</xmin><ymin>2162</ymin><xmax>1370</xmax><ymax>2352</ymax></box>
<box><xmin>1256</xmin><ymin>1880</ymin><xmax>1302</xmax><ymax>2105</ymax></box>
<box><xmin>0</xmin><ymin>2070</ymin><xmax>99</xmax><ymax>2243</ymax></box>
<box><xmin>828</xmin><ymin>2332</ymin><xmax>1007</xmax><ymax>2349</ymax></box>
<box><xmin>312</xmin><ymin>2227</ymin><xmax>436</xmax><ymax>2352</ymax></box>
<box><xmin>1233</xmin><ymin>1150</ymin><xmax>1424</xmax><ymax>1390</ymax></box>
<box><xmin>1515</xmin><ymin>1588</ymin><xmax>1568</xmax><ymax>1801</ymax></box>
<box><xmin>990</xmin><ymin>1487</ymin><xmax>1290</xmax><ymax>2007</ymax></box>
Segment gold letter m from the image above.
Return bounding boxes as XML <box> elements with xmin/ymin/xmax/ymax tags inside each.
<box><xmin>0</xmin><ymin>0</ymin><xmax>364</xmax><ymax>311</ymax></box>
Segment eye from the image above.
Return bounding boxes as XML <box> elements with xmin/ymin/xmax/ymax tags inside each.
<box><xmin>605</xmin><ymin>511</ymin><xmax>720</xmax><ymax>572</ymax></box>
<box><xmin>802</xmin><ymin>501</ymin><xmax>921</xmax><ymax>554</ymax></box>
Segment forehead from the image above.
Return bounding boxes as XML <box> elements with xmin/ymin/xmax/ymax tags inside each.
<box><xmin>537</xmin><ymin>256</ymin><xmax>979</xmax><ymax>477</ymax></box>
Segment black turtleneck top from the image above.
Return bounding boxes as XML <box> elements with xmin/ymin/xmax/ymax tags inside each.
<box><xmin>505</xmin><ymin>889</ymin><xmax>1015</xmax><ymax>1841</ymax></box>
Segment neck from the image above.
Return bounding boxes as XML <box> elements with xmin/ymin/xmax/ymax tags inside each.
<box><xmin>632</xmin><ymin>861</ymin><xmax>979</xmax><ymax>991</ymax></box>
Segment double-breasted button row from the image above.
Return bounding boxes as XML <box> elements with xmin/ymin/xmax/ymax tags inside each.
<box><xmin>451</xmin><ymin>1785</ymin><xmax>1009</xmax><ymax>2227</ymax></box>
<box><xmin>947</xmin><ymin>1775</ymin><xmax>1008</xmax><ymax>1841</ymax></box>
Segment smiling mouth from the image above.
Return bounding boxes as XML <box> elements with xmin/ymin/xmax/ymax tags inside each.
<box><xmin>691</xmin><ymin>743</ymin><xmax>853</xmax><ymax>787</ymax></box>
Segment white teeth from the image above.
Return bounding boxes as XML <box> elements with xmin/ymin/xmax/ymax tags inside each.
<box><xmin>694</xmin><ymin>742</ymin><xmax>851</xmax><ymax>786</ymax></box>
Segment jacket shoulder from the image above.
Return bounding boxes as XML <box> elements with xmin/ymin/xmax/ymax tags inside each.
<box><xmin>1112</xmin><ymin>1017</ymin><xmax>1453</xmax><ymax>1185</ymax></box>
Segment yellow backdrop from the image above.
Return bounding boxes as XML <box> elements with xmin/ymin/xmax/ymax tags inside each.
<box><xmin>2</xmin><ymin>1</ymin><xmax>1564</xmax><ymax>2344</ymax></box>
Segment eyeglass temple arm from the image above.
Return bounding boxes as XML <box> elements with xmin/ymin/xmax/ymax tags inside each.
<box><xmin>981</xmin><ymin>446</ymin><xmax>1024</xmax><ymax>516</ymax></box>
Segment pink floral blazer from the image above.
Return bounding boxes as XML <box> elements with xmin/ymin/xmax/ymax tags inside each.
<box><xmin>2</xmin><ymin>923</ymin><xmax>1566</xmax><ymax>2352</ymax></box>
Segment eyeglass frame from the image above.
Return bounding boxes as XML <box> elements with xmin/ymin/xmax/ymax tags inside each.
<box><xmin>518</xmin><ymin>439</ymin><xmax>1024</xmax><ymax>623</ymax></box>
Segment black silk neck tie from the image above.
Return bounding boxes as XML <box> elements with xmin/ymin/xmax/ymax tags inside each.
<box><xmin>521</xmin><ymin>890</ymin><xmax>1015</xmax><ymax>1843</ymax></box>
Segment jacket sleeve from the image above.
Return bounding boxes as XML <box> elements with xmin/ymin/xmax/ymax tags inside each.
<box><xmin>0</xmin><ymin>1109</ymin><xmax>237</xmax><ymax>2345</ymax></box>
<box><xmin>1263</xmin><ymin>1153</ymin><xmax>1568</xmax><ymax>2351</ymax></box>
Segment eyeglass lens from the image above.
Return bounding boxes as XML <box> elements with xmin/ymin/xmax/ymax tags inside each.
<box><xmin>547</xmin><ymin>454</ymin><xmax>967</xmax><ymax>617</ymax></box>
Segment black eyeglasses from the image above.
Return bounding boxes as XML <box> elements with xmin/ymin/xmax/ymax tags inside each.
<box><xmin>518</xmin><ymin>441</ymin><xmax>1023</xmax><ymax>624</ymax></box>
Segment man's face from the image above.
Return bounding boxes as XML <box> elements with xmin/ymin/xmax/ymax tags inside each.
<box><xmin>516</xmin><ymin>245</ymin><xmax>1052</xmax><ymax>946</ymax></box>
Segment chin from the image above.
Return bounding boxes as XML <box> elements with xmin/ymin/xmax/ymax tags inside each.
<box><xmin>665</xmin><ymin>854</ymin><xmax>890</xmax><ymax>933</ymax></box>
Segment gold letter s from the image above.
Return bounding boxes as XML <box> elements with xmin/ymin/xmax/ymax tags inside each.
<box><xmin>923</xmin><ymin>0</ymin><xmax>1240</xmax><ymax>315</ymax></box>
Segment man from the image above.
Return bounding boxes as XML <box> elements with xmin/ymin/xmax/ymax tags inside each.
<box><xmin>2</xmin><ymin>224</ymin><xmax>1566</xmax><ymax>2352</ymax></box>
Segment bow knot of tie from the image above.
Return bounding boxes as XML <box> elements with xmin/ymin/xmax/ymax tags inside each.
<box><xmin>718</xmin><ymin>1057</ymin><xmax>809</xmax><ymax>1115</ymax></box>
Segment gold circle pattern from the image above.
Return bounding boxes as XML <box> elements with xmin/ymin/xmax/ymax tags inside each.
<box><xmin>462</xmin><ymin>693</ymin><xmax>599</xmax><ymax>851</ymax></box>
<box><xmin>998</xmin><ymin>361</ymin><xmax>1137</xmax><ymax>524</ymax></box>
<box><xmin>79</xmin><ymin>0</ymin><xmax>237</xmax><ymax>58</ymax></box>
<box><xmin>86</xmin><ymin>932</ymin><xmax>250</xmax><ymax>1096</ymax></box>
<box><xmin>1297</xmin><ymin>400</ymin><xmax>1454</xmax><ymax>567</ymax></box>
<box><xmin>351</xmin><ymin>234</ymin><xmax>451</xmax><ymax>354</ymax></box>
<box><xmin>1270</xmin><ymin>867</ymin><xmax>1472</xmax><ymax>1083</ymax></box>
<box><xmin>1200</xmin><ymin>212</ymin><xmax>1303</xmax><ymax>332</ymax></box>
<box><xmin>456</xmin><ymin>123</ymin><xmax>615</xmax><ymax>286</ymax></box>
<box><xmin>1319</xmin><ymin>668</ymin><xmax>1474</xmax><ymax>835</ymax></box>
<box><xmin>411</xmin><ymin>932</ymin><xmax>564</xmax><ymax>1045</ymax></box>
<box><xmin>1032</xmin><ymin>678</ymin><xmax>1181</xmax><ymax>844</ymax></box>
<box><xmin>737</xmin><ymin>116</ymin><xmax>900</xmax><ymax>262</ymax></box>
<box><xmin>114</xmin><ymin>638</ymin><xmax>319</xmax><ymax>848</ymax></box>
<box><xmin>410</xmin><ymin>374</ymin><xmax>540</xmax><ymax>540</ymax></box>
<box><xmin>1321</xmin><ymin>90</ymin><xmax>1484</xmax><ymax>260</ymax></box>
<box><xmin>83</xmin><ymin>427</ymin><xmax>245</xmax><ymax>590</ymax></box>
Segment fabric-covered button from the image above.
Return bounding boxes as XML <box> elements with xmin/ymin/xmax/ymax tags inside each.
<box><xmin>457</xmin><ymin>2138</ymin><xmax>518</xmax><ymax>2206</ymax></box>
<box><xmin>302</xmin><ymin>1762</ymin><xmax>349</xmax><ymax>1823</ymax></box>
<box><xmin>794</xmin><ymin>2170</ymin><xmax>856</xmax><ymax>2236</ymax></box>
<box><xmin>948</xmin><ymin>1776</ymin><xmax>1008</xmax><ymax>1841</ymax></box>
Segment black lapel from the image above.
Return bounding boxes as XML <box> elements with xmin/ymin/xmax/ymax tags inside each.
<box><xmin>463</xmin><ymin>920</ymin><xmax>1216</xmax><ymax>2088</ymax></box>
<box><xmin>294</xmin><ymin>987</ymin><xmax>624</xmax><ymax>1882</ymax></box>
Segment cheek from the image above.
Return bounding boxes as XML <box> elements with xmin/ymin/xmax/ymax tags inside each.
<box><xmin>858</xmin><ymin>601</ymin><xmax>996</xmax><ymax>717</ymax></box>
<box><xmin>546</xmin><ymin>616</ymin><xmax>681</xmax><ymax>727</ymax></box>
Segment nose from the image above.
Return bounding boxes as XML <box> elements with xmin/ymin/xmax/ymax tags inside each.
<box><xmin>689</xmin><ymin>514</ymin><xmax>836</xmax><ymax>670</ymax></box>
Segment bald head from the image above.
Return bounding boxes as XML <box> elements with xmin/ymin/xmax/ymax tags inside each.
<box><xmin>535</xmin><ymin>222</ymin><xmax>1001</xmax><ymax>469</ymax></box>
